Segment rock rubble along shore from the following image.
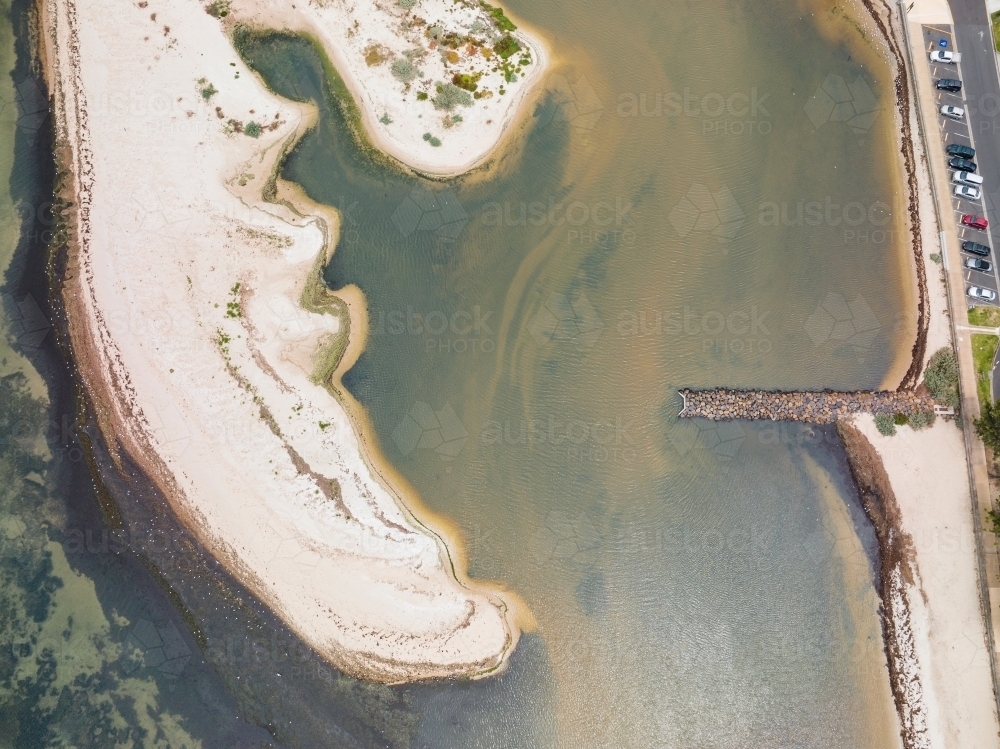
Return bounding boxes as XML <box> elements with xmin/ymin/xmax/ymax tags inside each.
<box><xmin>678</xmin><ymin>389</ymin><xmax>935</xmax><ymax>423</ymax></box>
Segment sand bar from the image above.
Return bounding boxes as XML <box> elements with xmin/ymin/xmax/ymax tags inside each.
<box><xmin>41</xmin><ymin>0</ymin><xmax>543</xmax><ymax>682</ymax></box>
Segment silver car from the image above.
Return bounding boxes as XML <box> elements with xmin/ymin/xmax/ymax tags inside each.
<box><xmin>968</xmin><ymin>286</ymin><xmax>997</xmax><ymax>301</ymax></box>
<box><xmin>941</xmin><ymin>104</ymin><xmax>965</xmax><ymax>119</ymax></box>
<box><xmin>955</xmin><ymin>184</ymin><xmax>981</xmax><ymax>201</ymax></box>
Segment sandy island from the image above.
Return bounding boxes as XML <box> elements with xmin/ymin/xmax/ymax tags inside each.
<box><xmin>40</xmin><ymin>0</ymin><xmax>543</xmax><ymax>682</ymax></box>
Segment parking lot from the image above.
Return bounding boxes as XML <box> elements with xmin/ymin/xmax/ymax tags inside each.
<box><xmin>923</xmin><ymin>24</ymin><xmax>1000</xmax><ymax>305</ymax></box>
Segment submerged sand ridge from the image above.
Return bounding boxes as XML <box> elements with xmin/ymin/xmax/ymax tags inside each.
<box><xmin>41</xmin><ymin>0</ymin><xmax>542</xmax><ymax>682</ymax></box>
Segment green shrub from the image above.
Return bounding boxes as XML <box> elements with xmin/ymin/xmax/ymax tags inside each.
<box><xmin>493</xmin><ymin>35</ymin><xmax>520</xmax><ymax>59</ymax></box>
<box><xmin>893</xmin><ymin>412</ymin><xmax>908</xmax><ymax>425</ymax></box>
<box><xmin>200</xmin><ymin>82</ymin><xmax>217</xmax><ymax>100</ymax></box>
<box><xmin>379</xmin><ymin>113</ymin><xmax>393</xmax><ymax>124</ymax></box>
<box><xmin>244</xmin><ymin>121</ymin><xmax>261</xmax><ymax>138</ymax></box>
<box><xmin>924</xmin><ymin>347</ymin><xmax>960</xmax><ymax>409</ymax></box>
<box><xmin>875</xmin><ymin>413</ymin><xmax>896</xmax><ymax>436</ymax></box>
<box><xmin>422</xmin><ymin>132</ymin><xmax>442</xmax><ymax>146</ymax></box>
<box><xmin>432</xmin><ymin>82</ymin><xmax>473</xmax><ymax>109</ymax></box>
<box><xmin>391</xmin><ymin>58</ymin><xmax>418</xmax><ymax>82</ymax></box>
<box><xmin>206</xmin><ymin>0</ymin><xmax>230</xmax><ymax>17</ymax></box>
<box><xmin>417</xmin><ymin>91</ymin><xmax>429</xmax><ymax>100</ymax></box>
<box><xmin>397</xmin><ymin>0</ymin><xmax>417</xmax><ymax>8</ymax></box>
<box><xmin>480</xmin><ymin>1</ymin><xmax>516</xmax><ymax>31</ymax></box>
<box><xmin>930</xmin><ymin>252</ymin><xmax>942</xmax><ymax>263</ymax></box>
<box><xmin>908</xmin><ymin>410</ymin><xmax>935</xmax><ymax>430</ymax></box>
<box><xmin>975</xmin><ymin>400</ymin><xmax>1000</xmax><ymax>451</ymax></box>
<box><xmin>452</xmin><ymin>72</ymin><xmax>481</xmax><ymax>92</ymax></box>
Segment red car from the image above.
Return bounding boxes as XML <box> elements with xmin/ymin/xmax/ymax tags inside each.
<box><xmin>962</xmin><ymin>214</ymin><xmax>989</xmax><ymax>230</ymax></box>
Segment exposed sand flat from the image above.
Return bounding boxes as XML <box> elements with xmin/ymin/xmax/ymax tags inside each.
<box><xmin>41</xmin><ymin>0</ymin><xmax>538</xmax><ymax>682</ymax></box>
<box><xmin>228</xmin><ymin>0</ymin><xmax>547</xmax><ymax>176</ymax></box>
<box><xmin>853</xmin><ymin>415</ymin><xmax>1000</xmax><ymax>748</ymax></box>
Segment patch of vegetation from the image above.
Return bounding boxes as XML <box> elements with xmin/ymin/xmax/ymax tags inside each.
<box><xmin>987</xmin><ymin>506</ymin><xmax>1000</xmax><ymax>536</ymax></box>
<box><xmin>244</xmin><ymin>121</ymin><xmax>262</xmax><ymax>138</ymax></box>
<box><xmin>226</xmin><ymin>282</ymin><xmax>242</xmax><ymax>318</ymax></box>
<box><xmin>442</xmin><ymin>113</ymin><xmax>463</xmax><ymax>128</ymax></box>
<box><xmin>416</xmin><ymin>91</ymin><xmax>429</xmax><ymax>100</ymax></box>
<box><xmin>425</xmin><ymin>24</ymin><xmax>444</xmax><ymax>40</ymax></box>
<box><xmin>893</xmin><ymin>412</ymin><xmax>908</xmax><ymax>425</ymax></box>
<box><xmin>908</xmin><ymin>410</ymin><xmax>935</xmax><ymax>430</ymax></box>
<box><xmin>206</xmin><ymin>0</ymin><xmax>230</xmax><ymax>17</ymax></box>
<box><xmin>379</xmin><ymin>112</ymin><xmax>393</xmax><ymax>124</ymax></box>
<box><xmin>452</xmin><ymin>71</ymin><xmax>482</xmax><ymax>92</ymax></box>
<box><xmin>443</xmin><ymin>49</ymin><xmax>460</xmax><ymax>64</ymax></box>
<box><xmin>198</xmin><ymin>78</ymin><xmax>217</xmax><ymax>100</ymax></box>
<box><xmin>480</xmin><ymin>1</ymin><xmax>516</xmax><ymax>31</ymax></box>
<box><xmin>225</xmin><ymin>118</ymin><xmax>244</xmax><ymax>135</ymax></box>
<box><xmin>875</xmin><ymin>413</ymin><xmax>896</xmax><ymax>436</ymax></box>
<box><xmin>975</xmin><ymin>399</ymin><xmax>1000</xmax><ymax>450</ymax></box>
<box><xmin>363</xmin><ymin>43</ymin><xmax>391</xmax><ymax>66</ymax></box>
<box><xmin>973</xmin><ymin>333</ymin><xmax>998</xmax><ymax>407</ymax></box>
<box><xmin>422</xmin><ymin>131</ymin><xmax>442</xmax><ymax>146</ymax></box>
<box><xmin>929</xmin><ymin>252</ymin><xmax>942</xmax><ymax>263</ymax></box>
<box><xmin>992</xmin><ymin>11</ymin><xmax>1000</xmax><ymax>53</ymax></box>
<box><xmin>398</xmin><ymin>0</ymin><xmax>417</xmax><ymax>8</ymax></box>
<box><xmin>493</xmin><ymin>34</ymin><xmax>520</xmax><ymax>59</ymax></box>
<box><xmin>391</xmin><ymin>57</ymin><xmax>419</xmax><ymax>82</ymax></box>
<box><xmin>969</xmin><ymin>305</ymin><xmax>1000</xmax><ymax>327</ymax></box>
<box><xmin>924</xmin><ymin>346</ymin><xmax>960</xmax><ymax>410</ymax></box>
<box><xmin>432</xmin><ymin>81</ymin><xmax>473</xmax><ymax>109</ymax></box>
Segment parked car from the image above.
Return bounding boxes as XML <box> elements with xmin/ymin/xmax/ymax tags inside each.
<box><xmin>965</xmin><ymin>257</ymin><xmax>993</xmax><ymax>271</ymax></box>
<box><xmin>936</xmin><ymin>78</ymin><xmax>963</xmax><ymax>92</ymax></box>
<box><xmin>931</xmin><ymin>50</ymin><xmax>961</xmax><ymax>63</ymax></box>
<box><xmin>963</xmin><ymin>240</ymin><xmax>992</xmax><ymax>256</ymax></box>
<box><xmin>955</xmin><ymin>184</ymin><xmax>982</xmax><ymax>200</ymax></box>
<box><xmin>941</xmin><ymin>105</ymin><xmax>966</xmax><ymax>119</ymax></box>
<box><xmin>948</xmin><ymin>157</ymin><xmax>977</xmax><ymax>172</ymax></box>
<box><xmin>952</xmin><ymin>170</ymin><xmax>983</xmax><ymax>187</ymax></box>
<box><xmin>968</xmin><ymin>286</ymin><xmax>997</xmax><ymax>301</ymax></box>
<box><xmin>962</xmin><ymin>214</ymin><xmax>988</xmax><ymax>230</ymax></box>
<box><xmin>947</xmin><ymin>143</ymin><xmax>975</xmax><ymax>158</ymax></box>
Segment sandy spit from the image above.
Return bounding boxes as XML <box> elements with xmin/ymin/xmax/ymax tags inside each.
<box><xmin>39</xmin><ymin>0</ymin><xmax>541</xmax><ymax>683</ymax></box>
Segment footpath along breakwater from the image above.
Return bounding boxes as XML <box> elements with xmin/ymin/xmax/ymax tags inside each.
<box><xmin>678</xmin><ymin>389</ymin><xmax>935</xmax><ymax>423</ymax></box>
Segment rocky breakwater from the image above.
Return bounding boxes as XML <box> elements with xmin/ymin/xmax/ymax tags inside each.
<box><xmin>679</xmin><ymin>389</ymin><xmax>935</xmax><ymax>423</ymax></box>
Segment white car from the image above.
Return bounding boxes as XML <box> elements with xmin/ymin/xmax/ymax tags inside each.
<box><xmin>941</xmin><ymin>104</ymin><xmax>965</xmax><ymax>119</ymax></box>
<box><xmin>968</xmin><ymin>286</ymin><xmax>997</xmax><ymax>301</ymax></box>
<box><xmin>930</xmin><ymin>50</ymin><xmax>961</xmax><ymax>63</ymax></box>
<box><xmin>955</xmin><ymin>184</ymin><xmax>981</xmax><ymax>201</ymax></box>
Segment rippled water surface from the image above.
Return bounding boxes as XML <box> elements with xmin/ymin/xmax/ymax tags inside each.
<box><xmin>0</xmin><ymin>0</ymin><xmax>914</xmax><ymax>745</ymax></box>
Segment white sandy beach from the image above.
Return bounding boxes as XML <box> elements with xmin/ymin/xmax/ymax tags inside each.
<box><xmin>228</xmin><ymin>0</ymin><xmax>547</xmax><ymax>176</ymax></box>
<box><xmin>42</xmin><ymin>0</ymin><xmax>543</xmax><ymax>682</ymax></box>
<box><xmin>854</xmin><ymin>414</ymin><xmax>999</xmax><ymax>748</ymax></box>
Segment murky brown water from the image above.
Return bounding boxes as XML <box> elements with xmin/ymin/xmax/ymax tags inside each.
<box><xmin>1</xmin><ymin>0</ymin><xmax>916</xmax><ymax>745</ymax></box>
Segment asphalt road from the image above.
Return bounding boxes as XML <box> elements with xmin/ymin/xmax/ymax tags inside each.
<box><xmin>922</xmin><ymin>23</ymin><xmax>1000</xmax><ymax>304</ymax></box>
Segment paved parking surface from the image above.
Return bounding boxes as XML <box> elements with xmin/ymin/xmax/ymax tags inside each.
<box><xmin>923</xmin><ymin>24</ymin><xmax>1000</xmax><ymax>305</ymax></box>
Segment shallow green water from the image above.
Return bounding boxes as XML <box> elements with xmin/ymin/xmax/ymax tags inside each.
<box><xmin>0</xmin><ymin>0</ymin><xmax>914</xmax><ymax>745</ymax></box>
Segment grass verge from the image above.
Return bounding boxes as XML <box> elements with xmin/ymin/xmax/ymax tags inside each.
<box><xmin>969</xmin><ymin>305</ymin><xmax>1000</xmax><ymax>327</ymax></box>
<box><xmin>972</xmin><ymin>333</ymin><xmax>998</xmax><ymax>407</ymax></box>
